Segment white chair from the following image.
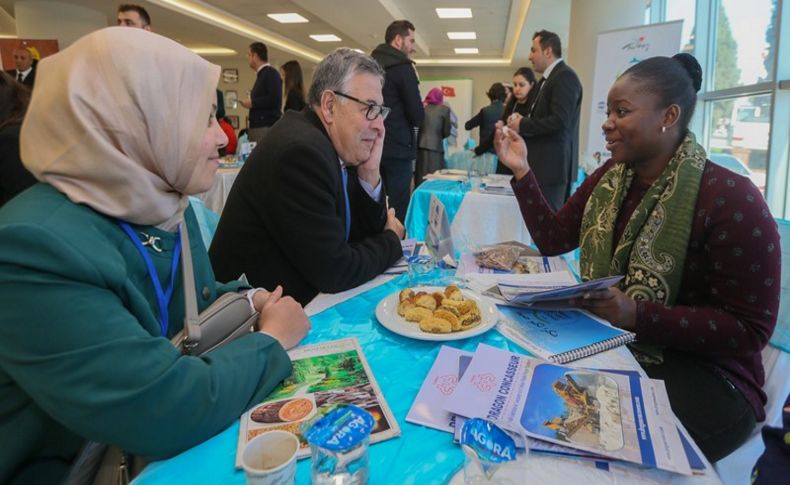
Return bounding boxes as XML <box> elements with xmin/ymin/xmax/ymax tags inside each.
<box><xmin>714</xmin><ymin>219</ymin><xmax>790</xmax><ymax>484</ymax></box>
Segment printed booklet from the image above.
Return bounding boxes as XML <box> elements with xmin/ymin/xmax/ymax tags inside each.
<box><xmin>497</xmin><ymin>275</ymin><xmax>624</xmax><ymax>306</ymax></box>
<box><xmin>496</xmin><ymin>307</ymin><xmax>635</xmax><ymax>364</ymax></box>
<box><xmin>236</xmin><ymin>338</ymin><xmax>399</xmax><ymax>466</ymax></box>
<box><xmin>407</xmin><ymin>346</ymin><xmax>613</xmax><ymax>464</ymax></box>
<box><xmin>456</xmin><ymin>253</ymin><xmax>570</xmax><ymax>276</ymax></box>
<box><xmin>443</xmin><ymin>344</ymin><xmax>694</xmax><ymax>475</ymax></box>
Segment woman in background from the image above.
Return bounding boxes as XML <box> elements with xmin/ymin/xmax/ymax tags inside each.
<box><xmin>415</xmin><ymin>87</ymin><xmax>451</xmax><ymax>185</ymax></box>
<box><xmin>0</xmin><ymin>27</ymin><xmax>309</xmax><ymax>484</ymax></box>
<box><xmin>495</xmin><ymin>53</ymin><xmax>779</xmax><ymax>461</ymax></box>
<box><xmin>0</xmin><ymin>71</ymin><xmax>36</xmax><ymax>207</ymax></box>
<box><xmin>466</xmin><ymin>82</ymin><xmax>506</xmax><ymax>155</ymax></box>
<box><xmin>474</xmin><ymin>68</ymin><xmax>536</xmax><ymax>173</ymax></box>
<box><xmin>281</xmin><ymin>59</ymin><xmax>306</xmax><ymax>112</ymax></box>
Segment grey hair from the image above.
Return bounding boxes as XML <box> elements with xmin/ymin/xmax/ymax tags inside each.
<box><xmin>307</xmin><ymin>48</ymin><xmax>385</xmax><ymax>107</ymax></box>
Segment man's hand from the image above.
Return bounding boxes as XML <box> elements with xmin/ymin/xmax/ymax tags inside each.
<box><xmin>240</xmin><ymin>98</ymin><xmax>252</xmax><ymax>109</ymax></box>
<box><xmin>356</xmin><ymin>125</ymin><xmax>385</xmax><ymax>187</ymax></box>
<box><xmin>507</xmin><ymin>113</ymin><xmax>523</xmax><ymax>133</ymax></box>
<box><xmin>256</xmin><ymin>286</ymin><xmax>310</xmax><ymax>349</ymax></box>
<box><xmin>493</xmin><ymin>121</ymin><xmax>531</xmax><ymax>181</ymax></box>
<box><xmin>573</xmin><ymin>287</ymin><xmax>637</xmax><ymax>331</ymax></box>
<box><xmin>384</xmin><ymin>208</ymin><xmax>405</xmax><ymax>239</ymax></box>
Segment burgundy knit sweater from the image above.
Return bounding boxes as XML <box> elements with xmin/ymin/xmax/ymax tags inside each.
<box><xmin>512</xmin><ymin>159</ymin><xmax>780</xmax><ymax>421</ymax></box>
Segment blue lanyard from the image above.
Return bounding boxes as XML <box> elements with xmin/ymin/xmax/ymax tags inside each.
<box><xmin>119</xmin><ymin>222</ymin><xmax>181</xmax><ymax>336</ymax></box>
<box><xmin>341</xmin><ymin>166</ymin><xmax>351</xmax><ymax>241</ymax></box>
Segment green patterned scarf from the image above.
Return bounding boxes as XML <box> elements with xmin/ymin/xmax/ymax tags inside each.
<box><xmin>579</xmin><ymin>133</ymin><xmax>706</xmax><ymax>306</ymax></box>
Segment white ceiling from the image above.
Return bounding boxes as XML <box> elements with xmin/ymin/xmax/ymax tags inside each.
<box><xmin>0</xmin><ymin>0</ymin><xmax>571</xmax><ymax>67</ymax></box>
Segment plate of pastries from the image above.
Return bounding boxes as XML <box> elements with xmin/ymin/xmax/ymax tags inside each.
<box><xmin>375</xmin><ymin>285</ymin><xmax>497</xmax><ymax>341</ymax></box>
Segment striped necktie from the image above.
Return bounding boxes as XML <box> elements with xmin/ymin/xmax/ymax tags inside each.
<box><xmin>341</xmin><ymin>166</ymin><xmax>351</xmax><ymax>241</ymax></box>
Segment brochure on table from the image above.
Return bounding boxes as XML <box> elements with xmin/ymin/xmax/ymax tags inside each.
<box><xmin>408</xmin><ymin>346</ymin><xmax>613</xmax><ymax>464</ymax></box>
<box><xmin>236</xmin><ymin>338</ymin><xmax>399</xmax><ymax>465</ymax></box>
<box><xmin>384</xmin><ymin>239</ymin><xmax>427</xmax><ymax>274</ymax></box>
<box><xmin>456</xmin><ymin>253</ymin><xmax>569</xmax><ymax>276</ymax></box>
<box><xmin>497</xmin><ymin>275</ymin><xmax>624</xmax><ymax>306</ymax></box>
<box><xmin>466</xmin><ymin>271</ymin><xmax>577</xmax><ymax>303</ymax></box>
<box><xmin>496</xmin><ymin>307</ymin><xmax>636</xmax><ymax>364</ymax></box>
<box><xmin>406</xmin><ymin>346</ymin><xmax>473</xmax><ymax>433</ymax></box>
<box><xmin>425</xmin><ymin>194</ymin><xmax>454</xmax><ymax>264</ymax></box>
<box><xmin>443</xmin><ymin>344</ymin><xmax>694</xmax><ymax>475</ymax></box>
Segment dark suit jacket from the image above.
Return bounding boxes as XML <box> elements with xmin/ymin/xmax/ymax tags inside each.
<box><xmin>0</xmin><ymin>123</ymin><xmax>37</xmax><ymax>207</ymax></box>
<box><xmin>209</xmin><ymin>109</ymin><xmax>402</xmax><ymax>305</ymax></box>
<box><xmin>466</xmin><ymin>100</ymin><xmax>504</xmax><ymax>154</ymax></box>
<box><xmin>249</xmin><ymin>65</ymin><xmax>282</xmax><ymax>128</ymax></box>
<box><xmin>518</xmin><ymin>61</ymin><xmax>582</xmax><ymax>188</ymax></box>
<box><xmin>5</xmin><ymin>68</ymin><xmax>35</xmax><ymax>88</ymax></box>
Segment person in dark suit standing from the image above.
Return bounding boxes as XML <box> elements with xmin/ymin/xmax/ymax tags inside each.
<box><xmin>5</xmin><ymin>47</ymin><xmax>36</xmax><ymax>89</ymax></box>
<box><xmin>371</xmin><ymin>20</ymin><xmax>425</xmax><ymax>223</ymax></box>
<box><xmin>240</xmin><ymin>42</ymin><xmax>282</xmax><ymax>145</ymax></box>
<box><xmin>210</xmin><ymin>48</ymin><xmax>405</xmax><ymax>306</ymax></box>
<box><xmin>507</xmin><ymin>30</ymin><xmax>582</xmax><ymax>210</ymax></box>
<box><xmin>0</xmin><ymin>71</ymin><xmax>36</xmax><ymax>207</ymax></box>
<box><xmin>473</xmin><ymin>70</ymin><xmax>536</xmax><ymax>171</ymax></box>
<box><xmin>466</xmin><ymin>82</ymin><xmax>507</xmax><ymax>155</ymax></box>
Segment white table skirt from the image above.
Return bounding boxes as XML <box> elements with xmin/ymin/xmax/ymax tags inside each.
<box><xmin>451</xmin><ymin>189</ymin><xmax>532</xmax><ymax>250</ymax></box>
<box><xmin>197</xmin><ymin>167</ymin><xmax>240</xmax><ymax>214</ymax></box>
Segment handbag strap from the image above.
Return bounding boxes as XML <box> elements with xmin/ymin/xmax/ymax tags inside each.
<box><xmin>179</xmin><ymin>223</ymin><xmax>202</xmax><ymax>352</ymax></box>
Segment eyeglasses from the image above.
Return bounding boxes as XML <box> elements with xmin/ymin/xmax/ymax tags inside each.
<box><xmin>332</xmin><ymin>91</ymin><xmax>391</xmax><ymax>121</ymax></box>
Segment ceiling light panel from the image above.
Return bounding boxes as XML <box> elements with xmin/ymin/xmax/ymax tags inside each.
<box><xmin>447</xmin><ymin>32</ymin><xmax>476</xmax><ymax>40</ymax></box>
<box><xmin>436</xmin><ymin>8</ymin><xmax>473</xmax><ymax>19</ymax></box>
<box><xmin>454</xmin><ymin>48</ymin><xmax>479</xmax><ymax>54</ymax></box>
<box><xmin>267</xmin><ymin>13</ymin><xmax>308</xmax><ymax>23</ymax></box>
<box><xmin>189</xmin><ymin>47</ymin><xmax>237</xmax><ymax>56</ymax></box>
<box><xmin>310</xmin><ymin>34</ymin><xmax>342</xmax><ymax>42</ymax></box>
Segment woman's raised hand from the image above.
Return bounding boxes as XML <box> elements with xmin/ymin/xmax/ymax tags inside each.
<box><xmin>493</xmin><ymin>121</ymin><xmax>531</xmax><ymax>180</ymax></box>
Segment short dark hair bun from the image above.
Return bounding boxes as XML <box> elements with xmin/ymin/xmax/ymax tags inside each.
<box><xmin>672</xmin><ymin>53</ymin><xmax>702</xmax><ymax>92</ymax></box>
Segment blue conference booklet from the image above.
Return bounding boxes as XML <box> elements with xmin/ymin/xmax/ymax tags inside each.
<box><xmin>496</xmin><ymin>307</ymin><xmax>635</xmax><ymax>364</ymax></box>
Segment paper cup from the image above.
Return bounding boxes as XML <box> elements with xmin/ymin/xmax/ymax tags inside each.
<box><xmin>241</xmin><ymin>430</ymin><xmax>299</xmax><ymax>485</ymax></box>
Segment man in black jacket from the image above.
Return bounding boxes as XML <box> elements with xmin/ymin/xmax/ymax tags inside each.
<box><xmin>241</xmin><ymin>42</ymin><xmax>282</xmax><ymax>145</ymax></box>
<box><xmin>5</xmin><ymin>47</ymin><xmax>35</xmax><ymax>89</ymax></box>
<box><xmin>210</xmin><ymin>48</ymin><xmax>404</xmax><ymax>306</ymax></box>
<box><xmin>371</xmin><ymin>20</ymin><xmax>425</xmax><ymax>223</ymax></box>
<box><xmin>507</xmin><ymin>30</ymin><xmax>582</xmax><ymax>210</ymax></box>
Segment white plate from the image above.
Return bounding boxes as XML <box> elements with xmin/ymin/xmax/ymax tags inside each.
<box><xmin>375</xmin><ymin>286</ymin><xmax>498</xmax><ymax>341</ymax></box>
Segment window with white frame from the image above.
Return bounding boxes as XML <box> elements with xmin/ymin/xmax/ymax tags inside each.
<box><xmin>648</xmin><ymin>0</ymin><xmax>789</xmax><ymax>217</ymax></box>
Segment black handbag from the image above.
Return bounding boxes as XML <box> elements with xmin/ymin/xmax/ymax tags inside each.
<box><xmin>65</xmin><ymin>222</ymin><xmax>259</xmax><ymax>485</ymax></box>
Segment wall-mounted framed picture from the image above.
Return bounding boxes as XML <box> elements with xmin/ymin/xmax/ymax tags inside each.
<box><xmin>227</xmin><ymin>115</ymin><xmax>240</xmax><ymax>129</ymax></box>
<box><xmin>225</xmin><ymin>90</ymin><xmax>238</xmax><ymax>109</ymax></box>
<box><xmin>221</xmin><ymin>68</ymin><xmax>238</xmax><ymax>84</ymax></box>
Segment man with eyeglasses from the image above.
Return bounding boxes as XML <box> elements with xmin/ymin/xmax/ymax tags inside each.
<box><xmin>371</xmin><ymin>20</ymin><xmax>425</xmax><ymax>223</ymax></box>
<box><xmin>211</xmin><ymin>48</ymin><xmax>405</xmax><ymax>306</ymax></box>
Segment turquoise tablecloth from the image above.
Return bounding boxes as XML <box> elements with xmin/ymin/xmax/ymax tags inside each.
<box><xmin>134</xmin><ymin>275</ymin><xmax>529</xmax><ymax>485</ymax></box>
<box><xmin>404</xmin><ymin>179</ymin><xmax>467</xmax><ymax>241</ymax></box>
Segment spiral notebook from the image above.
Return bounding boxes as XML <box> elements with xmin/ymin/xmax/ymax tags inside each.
<box><xmin>496</xmin><ymin>307</ymin><xmax>635</xmax><ymax>364</ymax></box>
